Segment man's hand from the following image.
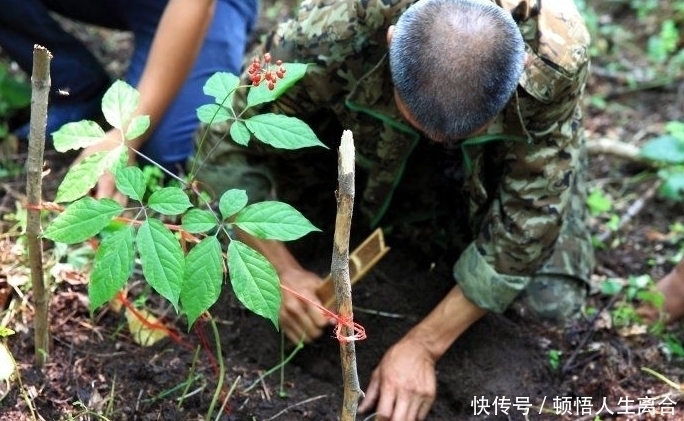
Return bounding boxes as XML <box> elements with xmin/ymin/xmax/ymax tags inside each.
<box><xmin>358</xmin><ymin>336</ymin><xmax>436</xmax><ymax>421</ymax></box>
<box><xmin>279</xmin><ymin>266</ymin><xmax>331</xmax><ymax>343</ymax></box>
<box><xmin>359</xmin><ymin>285</ymin><xmax>488</xmax><ymax>421</ymax></box>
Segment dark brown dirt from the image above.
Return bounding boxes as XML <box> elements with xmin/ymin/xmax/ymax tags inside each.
<box><xmin>1</xmin><ymin>1</ymin><xmax>684</xmax><ymax>421</ymax></box>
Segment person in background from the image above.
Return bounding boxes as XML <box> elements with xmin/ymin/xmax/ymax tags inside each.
<box><xmin>194</xmin><ymin>0</ymin><xmax>594</xmax><ymax>420</ymax></box>
<box><xmin>0</xmin><ymin>0</ymin><xmax>258</xmax><ymax>197</ymax></box>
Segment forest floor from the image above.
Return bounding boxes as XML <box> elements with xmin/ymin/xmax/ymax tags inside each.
<box><xmin>1</xmin><ymin>1</ymin><xmax>683</xmax><ymax>420</ymax></box>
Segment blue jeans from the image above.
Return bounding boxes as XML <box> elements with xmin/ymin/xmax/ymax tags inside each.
<box><xmin>0</xmin><ymin>0</ymin><xmax>258</xmax><ymax>167</ymax></box>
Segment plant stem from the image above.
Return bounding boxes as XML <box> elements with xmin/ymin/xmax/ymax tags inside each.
<box><xmin>243</xmin><ymin>337</ymin><xmax>304</xmax><ymax>393</ymax></box>
<box><xmin>177</xmin><ymin>346</ymin><xmax>201</xmax><ymax>408</ymax></box>
<box><xmin>206</xmin><ymin>318</ymin><xmax>225</xmax><ymax>420</ymax></box>
<box><xmin>26</xmin><ymin>45</ymin><xmax>52</xmax><ymax>367</ymax></box>
<box><xmin>332</xmin><ymin>130</ymin><xmax>362</xmax><ymax>421</ymax></box>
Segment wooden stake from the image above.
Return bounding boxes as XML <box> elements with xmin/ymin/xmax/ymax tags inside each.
<box><xmin>26</xmin><ymin>45</ymin><xmax>52</xmax><ymax>367</ymax></box>
<box><xmin>331</xmin><ymin>130</ymin><xmax>363</xmax><ymax>421</ymax></box>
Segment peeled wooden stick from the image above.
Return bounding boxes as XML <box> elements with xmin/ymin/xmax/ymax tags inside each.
<box><xmin>331</xmin><ymin>130</ymin><xmax>362</xmax><ymax>421</ymax></box>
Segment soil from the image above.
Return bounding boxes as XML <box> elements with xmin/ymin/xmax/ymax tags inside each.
<box><xmin>1</xmin><ymin>2</ymin><xmax>684</xmax><ymax>421</ymax></box>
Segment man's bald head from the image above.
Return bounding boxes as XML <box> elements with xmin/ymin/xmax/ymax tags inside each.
<box><xmin>389</xmin><ymin>0</ymin><xmax>525</xmax><ymax>141</ymax></box>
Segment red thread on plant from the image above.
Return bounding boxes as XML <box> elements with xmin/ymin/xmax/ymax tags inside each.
<box><xmin>280</xmin><ymin>284</ymin><xmax>367</xmax><ymax>343</ymax></box>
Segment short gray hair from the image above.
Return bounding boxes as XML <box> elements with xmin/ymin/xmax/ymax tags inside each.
<box><xmin>389</xmin><ymin>0</ymin><xmax>525</xmax><ymax>140</ymax></box>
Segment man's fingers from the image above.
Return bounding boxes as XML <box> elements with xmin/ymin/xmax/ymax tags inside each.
<box><xmin>281</xmin><ymin>306</ymin><xmax>325</xmax><ymax>344</ymax></box>
<box><xmin>358</xmin><ymin>373</ymin><xmax>379</xmax><ymax>413</ymax></box>
<box><xmin>374</xmin><ymin>388</ymin><xmax>396</xmax><ymax>421</ymax></box>
<box><xmin>417</xmin><ymin>400</ymin><xmax>432</xmax><ymax>421</ymax></box>
<box><xmin>308</xmin><ymin>305</ymin><xmax>329</xmax><ymax>329</ymax></box>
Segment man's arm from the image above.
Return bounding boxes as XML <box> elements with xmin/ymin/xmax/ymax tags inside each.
<box><xmin>79</xmin><ymin>0</ymin><xmax>216</xmax><ymax>198</ymax></box>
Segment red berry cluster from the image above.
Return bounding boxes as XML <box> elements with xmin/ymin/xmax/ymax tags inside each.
<box><xmin>247</xmin><ymin>52</ymin><xmax>286</xmax><ymax>90</ymax></box>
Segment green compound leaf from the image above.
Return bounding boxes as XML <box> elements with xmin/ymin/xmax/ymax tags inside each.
<box><xmin>89</xmin><ymin>225</ymin><xmax>135</xmax><ymax>311</ymax></box>
<box><xmin>219</xmin><ymin>189</ymin><xmax>248</xmax><ymax>220</ymax></box>
<box><xmin>181</xmin><ymin>236</ymin><xmax>224</xmax><ymax>326</ymax></box>
<box><xmin>246</xmin><ymin>113</ymin><xmax>326</xmax><ymax>150</ymax></box>
<box><xmin>52</xmin><ymin>120</ymin><xmax>106</xmax><ymax>152</ymax></box>
<box><xmin>125</xmin><ymin>115</ymin><xmax>150</xmax><ymax>141</ymax></box>
<box><xmin>43</xmin><ymin>197</ymin><xmax>123</xmax><ymax>244</ymax></box>
<box><xmin>54</xmin><ymin>145</ymin><xmax>127</xmax><ymax>203</ymax></box>
<box><xmin>102</xmin><ymin>80</ymin><xmax>139</xmax><ymax>131</ymax></box>
<box><xmin>229</xmin><ymin>120</ymin><xmax>251</xmax><ymax>146</ymax></box>
<box><xmin>233</xmin><ymin>201</ymin><xmax>320</xmax><ymax>241</ymax></box>
<box><xmin>136</xmin><ymin>219</ymin><xmax>184</xmax><ymax>309</ymax></box>
<box><xmin>203</xmin><ymin>72</ymin><xmax>240</xmax><ymax>105</ymax></box>
<box><xmin>181</xmin><ymin>209</ymin><xmax>218</xmax><ymax>233</ymax></box>
<box><xmin>115</xmin><ymin>166</ymin><xmax>147</xmax><ymax>202</ymax></box>
<box><xmin>148</xmin><ymin>187</ymin><xmax>192</xmax><ymax>216</ymax></box>
<box><xmin>228</xmin><ymin>240</ymin><xmax>280</xmax><ymax>329</ymax></box>
<box><xmin>196</xmin><ymin>103</ymin><xmax>231</xmax><ymax>124</ymax></box>
<box><xmin>246</xmin><ymin>63</ymin><xmax>309</xmax><ymax>109</ymax></box>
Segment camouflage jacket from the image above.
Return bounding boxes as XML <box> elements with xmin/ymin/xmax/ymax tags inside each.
<box><xmin>197</xmin><ymin>0</ymin><xmax>592</xmax><ymax>312</ymax></box>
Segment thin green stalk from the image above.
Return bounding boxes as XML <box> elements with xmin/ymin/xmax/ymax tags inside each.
<box><xmin>244</xmin><ymin>335</ymin><xmax>305</xmax><ymax>393</ymax></box>
<box><xmin>279</xmin><ymin>330</ymin><xmax>286</xmax><ymax>397</ymax></box>
<box><xmin>105</xmin><ymin>375</ymin><xmax>116</xmax><ymax>417</ymax></box>
<box><xmin>177</xmin><ymin>346</ymin><xmax>202</xmax><ymax>408</ymax></box>
<box><xmin>205</xmin><ymin>318</ymin><xmax>225</xmax><ymax>420</ymax></box>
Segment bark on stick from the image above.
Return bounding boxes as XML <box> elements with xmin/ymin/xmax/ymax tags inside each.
<box><xmin>26</xmin><ymin>45</ymin><xmax>52</xmax><ymax>367</ymax></box>
<box><xmin>331</xmin><ymin>130</ymin><xmax>363</xmax><ymax>421</ymax></box>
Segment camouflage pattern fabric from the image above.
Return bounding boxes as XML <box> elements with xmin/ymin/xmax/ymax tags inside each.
<box><xmin>193</xmin><ymin>0</ymin><xmax>595</xmax><ymax>313</ymax></box>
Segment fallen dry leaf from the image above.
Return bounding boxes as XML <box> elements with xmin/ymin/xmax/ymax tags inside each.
<box><xmin>124</xmin><ymin>307</ymin><xmax>169</xmax><ymax>347</ymax></box>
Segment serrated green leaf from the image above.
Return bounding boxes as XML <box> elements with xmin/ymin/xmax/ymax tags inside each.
<box><xmin>227</xmin><ymin>240</ymin><xmax>280</xmax><ymax>328</ymax></box>
<box><xmin>640</xmin><ymin>135</ymin><xmax>684</xmax><ymax>164</ymax></box>
<box><xmin>125</xmin><ymin>115</ymin><xmax>150</xmax><ymax>140</ymax></box>
<box><xmin>196</xmin><ymin>103</ymin><xmax>232</xmax><ymax>124</ymax></box>
<box><xmin>148</xmin><ymin>187</ymin><xmax>192</xmax><ymax>215</ymax></box>
<box><xmin>181</xmin><ymin>237</ymin><xmax>224</xmax><ymax>326</ymax></box>
<box><xmin>246</xmin><ymin>63</ymin><xmax>309</xmax><ymax>108</ymax></box>
<box><xmin>54</xmin><ymin>151</ymin><xmax>107</xmax><ymax>203</ymax></box>
<box><xmin>230</xmin><ymin>120</ymin><xmax>251</xmax><ymax>146</ymax></box>
<box><xmin>246</xmin><ymin>114</ymin><xmax>326</xmax><ymax>150</ymax></box>
<box><xmin>219</xmin><ymin>189</ymin><xmax>248</xmax><ymax>220</ymax></box>
<box><xmin>136</xmin><ymin>219</ymin><xmax>184</xmax><ymax>309</ymax></box>
<box><xmin>102</xmin><ymin>80</ymin><xmax>139</xmax><ymax>131</ymax></box>
<box><xmin>52</xmin><ymin>120</ymin><xmax>106</xmax><ymax>152</ymax></box>
<box><xmin>115</xmin><ymin>166</ymin><xmax>146</xmax><ymax>202</ymax></box>
<box><xmin>54</xmin><ymin>145</ymin><xmax>128</xmax><ymax>203</ymax></box>
<box><xmin>182</xmin><ymin>209</ymin><xmax>218</xmax><ymax>233</ymax></box>
<box><xmin>233</xmin><ymin>201</ymin><xmax>320</xmax><ymax>241</ymax></box>
<box><xmin>43</xmin><ymin>197</ymin><xmax>123</xmax><ymax>244</ymax></box>
<box><xmin>203</xmin><ymin>72</ymin><xmax>240</xmax><ymax>105</ymax></box>
<box><xmin>89</xmin><ymin>225</ymin><xmax>135</xmax><ymax>311</ymax></box>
